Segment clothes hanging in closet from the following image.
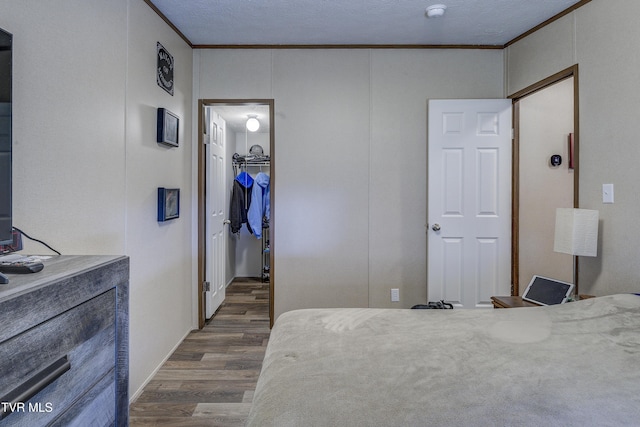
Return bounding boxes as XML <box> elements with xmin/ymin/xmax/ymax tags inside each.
<box><xmin>229</xmin><ymin>172</ymin><xmax>253</xmax><ymax>234</ymax></box>
<box><xmin>247</xmin><ymin>172</ymin><xmax>270</xmax><ymax>239</ymax></box>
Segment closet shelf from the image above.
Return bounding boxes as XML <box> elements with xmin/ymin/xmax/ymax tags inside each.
<box><xmin>232</xmin><ymin>160</ymin><xmax>270</xmax><ymax>167</ymax></box>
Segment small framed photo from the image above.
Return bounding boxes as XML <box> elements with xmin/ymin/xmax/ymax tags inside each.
<box><xmin>157</xmin><ymin>108</ymin><xmax>179</xmax><ymax>147</ymax></box>
<box><xmin>158</xmin><ymin>187</ymin><xmax>180</xmax><ymax>221</ymax></box>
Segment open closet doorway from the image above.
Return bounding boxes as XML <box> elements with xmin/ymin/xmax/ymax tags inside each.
<box><xmin>197</xmin><ymin>99</ymin><xmax>275</xmax><ymax>329</ymax></box>
<box><xmin>510</xmin><ymin>66</ymin><xmax>579</xmax><ymax>295</ymax></box>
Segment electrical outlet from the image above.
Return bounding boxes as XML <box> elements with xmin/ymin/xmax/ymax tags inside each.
<box><xmin>391</xmin><ymin>288</ymin><xmax>400</xmax><ymax>302</ymax></box>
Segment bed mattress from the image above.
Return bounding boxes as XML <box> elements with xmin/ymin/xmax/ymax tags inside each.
<box><xmin>247</xmin><ymin>294</ymin><xmax>640</xmax><ymax>426</ymax></box>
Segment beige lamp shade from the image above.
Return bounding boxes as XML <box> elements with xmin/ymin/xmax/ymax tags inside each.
<box><xmin>554</xmin><ymin>208</ymin><xmax>599</xmax><ymax>257</ymax></box>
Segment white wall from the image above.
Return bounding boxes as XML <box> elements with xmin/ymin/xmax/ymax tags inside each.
<box><xmin>506</xmin><ymin>0</ymin><xmax>640</xmax><ymax>295</ymax></box>
<box><xmin>195</xmin><ymin>48</ymin><xmax>505</xmax><ymax>318</ymax></box>
<box><xmin>0</xmin><ymin>0</ymin><xmax>194</xmax><ymax>399</ymax></box>
<box><xmin>368</xmin><ymin>49</ymin><xmax>504</xmax><ymax>307</ymax></box>
<box><xmin>3</xmin><ymin>0</ymin><xmax>128</xmax><ymax>252</ymax></box>
<box><xmin>126</xmin><ymin>0</ymin><xmax>194</xmax><ymax>399</ymax></box>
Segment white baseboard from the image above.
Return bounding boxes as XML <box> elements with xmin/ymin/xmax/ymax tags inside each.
<box><xmin>129</xmin><ymin>328</ymin><xmax>193</xmax><ymax>404</ymax></box>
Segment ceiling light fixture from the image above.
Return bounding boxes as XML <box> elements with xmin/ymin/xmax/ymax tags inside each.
<box><xmin>246</xmin><ymin>115</ymin><xmax>260</xmax><ymax>132</ymax></box>
<box><xmin>426</xmin><ymin>4</ymin><xmax>447</xmax><ymax>18</ymax></box>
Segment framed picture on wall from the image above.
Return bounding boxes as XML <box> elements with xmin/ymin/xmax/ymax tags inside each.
<box><xmin>158</xmin><ymin>187</ymin><xmax>180</xmax><ymax>221</ymax></box>
<box><xmin>157</xmin><ymin>108</ymin><xmax>179</xmax><ymax>147</ymax></box>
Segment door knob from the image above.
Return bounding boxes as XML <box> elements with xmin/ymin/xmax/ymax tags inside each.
<box><xmin>223</xmin><ymin>219</ymin><xmax>231</xmax><ymax>225</ymax></box>
<box><xmin>431</xmin><ymin>223</ymin><xmax>441</xmax><ymax>232</ymax></box>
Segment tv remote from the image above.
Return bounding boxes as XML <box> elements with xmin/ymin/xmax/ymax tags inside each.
<box><xmin>0</xmin><ymin>260</ymin><xmax>45</xmax><ymax>274</ymax></box>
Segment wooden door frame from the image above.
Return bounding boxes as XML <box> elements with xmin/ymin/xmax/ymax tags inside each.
<box><xmin>197</xmin><ymin>99</ymin><xmax>275</xmax><ymax>329</ymax></box>
<box><xmin>509</xmin><ymin>64</ymin><xmax>580</xmax><ymax>296</ymax></box>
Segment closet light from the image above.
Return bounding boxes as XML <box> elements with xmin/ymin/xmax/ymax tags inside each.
<box><xmin>246</xmin><ymin>115</ymin><xmax>260</xmax><ymax>132</ymax></box>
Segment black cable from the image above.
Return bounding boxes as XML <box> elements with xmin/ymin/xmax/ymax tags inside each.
<box><xmin>12</xmin><ymin>227</ymin><xmax>61</xmax><ymax>256</ymax></box>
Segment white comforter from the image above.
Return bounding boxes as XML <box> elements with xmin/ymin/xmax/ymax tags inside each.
<box><xmin>247</xmin><ymin>294</ymin><xmax>640</xmax><ymax>426</ymax></box>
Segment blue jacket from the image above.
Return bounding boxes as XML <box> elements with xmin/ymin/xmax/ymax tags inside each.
<box><xmin>247</xmin><ymin>172</ymin><xmax>270</xmax><ymax>239</ymax></box>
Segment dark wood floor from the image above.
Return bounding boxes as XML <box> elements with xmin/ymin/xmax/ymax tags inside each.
<box><xmin>129</xmin><ymin>278</ymin><xmax>270</xmax><ymax>426</ymax></box>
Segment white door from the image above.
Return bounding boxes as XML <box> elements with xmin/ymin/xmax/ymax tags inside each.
<box><xmin>428</xmin><ymin>99</ymin><xmax>512</xmax><ymax>309</ymax></box>
<box><xmin>205</xmin><ymin>108</ymin><xmax>226</xmax><ymax>318</ymax></box>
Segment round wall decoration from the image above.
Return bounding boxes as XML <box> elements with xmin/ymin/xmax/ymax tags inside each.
<box><xmin>156</xmin><ymin>42</ymin><xmax>174</xmax><ymax>95</ymax></box>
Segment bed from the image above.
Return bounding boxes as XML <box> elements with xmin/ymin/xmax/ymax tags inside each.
<box><xmin>247</xmin><ymin>294</ymin><xmax>640</xmax><ymax>426</ymax></box>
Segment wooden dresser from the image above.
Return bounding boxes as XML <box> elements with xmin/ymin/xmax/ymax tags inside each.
<box><xmin>0</xmin><ymin>255</ymin><xmax>129</xmax><ymax>426</ymax></box>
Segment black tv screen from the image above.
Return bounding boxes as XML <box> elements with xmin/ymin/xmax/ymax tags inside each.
<box><xmin>0</xmin><ymin>28</ymin><xmax>12</xmax><ymax>245</ymax></box>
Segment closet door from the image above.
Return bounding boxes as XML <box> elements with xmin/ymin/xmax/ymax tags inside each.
<box><xmin>205</xmin><ymin>110</ymin><xmax>226</xmax><ymax>318</ymax></box>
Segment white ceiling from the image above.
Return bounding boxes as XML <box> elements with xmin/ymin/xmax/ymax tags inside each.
<box><xmin>149</xmin><ymin>0</ymin><xmax>583</xmax><ymax>47</ymax></box>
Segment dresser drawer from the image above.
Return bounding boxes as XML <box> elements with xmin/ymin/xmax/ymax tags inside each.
<box><xmin>0</xmin><ymin>289</ymin><xmax>116</xmax><ymax>426</ymax></box>
<box><xmin>49</xmin><ymin>370</ymin><xmax>116</xmax><ymax>427</ymax></box>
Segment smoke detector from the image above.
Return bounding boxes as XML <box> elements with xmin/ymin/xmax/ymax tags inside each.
<box><xmin>426</xmin><ymin>4</ymin><xmax>447</xmax><ymax>18</ymax></box>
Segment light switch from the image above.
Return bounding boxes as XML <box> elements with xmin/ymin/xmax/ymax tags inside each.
<box><xmin>603</xmin><ymin>184</ymin><xmax>614</xmax><ymax>204</ymax></box>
